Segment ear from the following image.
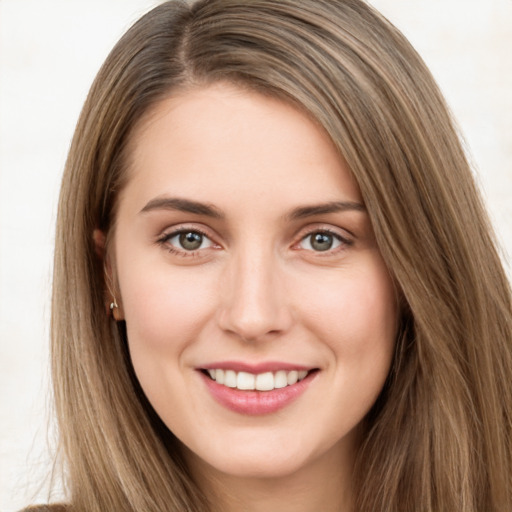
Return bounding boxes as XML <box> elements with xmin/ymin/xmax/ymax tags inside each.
<box><xmin>93</xmin><ymin>228</ymin><xmax>106</xmax><ymax>258</ymax></box>
<box><xmin>93</xmin><ymin>228</ymin><xmax>125</xmax><ymax>321</ymax></box>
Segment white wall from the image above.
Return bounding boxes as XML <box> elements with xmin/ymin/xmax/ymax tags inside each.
<box><xmin>1</xmin><ymin>1</ymin><xmax>510</xmax><ymax>510</ymax></box>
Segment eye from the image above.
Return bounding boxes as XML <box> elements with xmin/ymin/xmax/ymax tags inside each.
<box><xmin>164</xmin><ymin>230</ymin><xmax>214</xmax><ymax>251</ymax></box>
<box><xmin>298</xmin><ymin>231</ymin><xmax>346</xmax><ymax>252</ymax></box>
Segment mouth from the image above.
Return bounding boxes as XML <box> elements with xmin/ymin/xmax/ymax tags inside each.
<box><xmin>201</xmin><ymin>368</ymin><xmax>314</xmax><ymax>391</ymax></box>
<box><xmin>199</xmin><ymin>365</ymin><xmax>319</xmax><ymax>415</ymax></box>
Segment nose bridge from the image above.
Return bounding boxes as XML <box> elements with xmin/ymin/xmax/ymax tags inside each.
<box><xmin>218</xmin><ymin>240</ymin><xmax>290</xmax><ymax>341</ymax></box>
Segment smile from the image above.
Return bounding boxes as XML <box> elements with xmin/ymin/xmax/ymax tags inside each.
<box><xmin>204</xmin><ymin>369</ymin><xmax>310</xmax><ymax>391</ymax></box>
<box><xmin>199</xmin><ymin>365</ymin><xmax>319</xmax><ymax>415</ymax></box>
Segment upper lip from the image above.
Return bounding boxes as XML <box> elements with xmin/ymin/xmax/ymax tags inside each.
<box><xmin>199</xmin><ymin>361</ymin><xmax>316</xmax><ymax>374</ymax></box>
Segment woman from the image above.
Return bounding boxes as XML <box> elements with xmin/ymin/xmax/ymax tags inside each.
<box><xmin>26</xmin><ymin>0</ymin><xmax>512</xmax><ymax>510</ymax></box>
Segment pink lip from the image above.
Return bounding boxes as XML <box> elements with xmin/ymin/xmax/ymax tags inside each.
<box><xmin>200</xmin><ymin>360</ymin><xmax>312</xmax><ymax>373</ymax></box>
<box><xmin>199</xmin><ymin>367</ymin><xmax>318</xmax><ymax>415</ymax></box>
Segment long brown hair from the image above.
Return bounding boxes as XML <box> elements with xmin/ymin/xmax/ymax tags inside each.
<box><xmin>50</xmin><ymin>0</ymin><xmax>512</xmax><ymax>510</ymax></box>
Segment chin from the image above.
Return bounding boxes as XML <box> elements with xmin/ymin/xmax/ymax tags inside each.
<box><xmin>207</xmin><ymin>452</ymin><xmax>311</xmax><ymax>480</ymax></box>
<box><xmin>182</xmin><ymin>432</ymin><xmax>340</xmax><ymax>483</ymax></box>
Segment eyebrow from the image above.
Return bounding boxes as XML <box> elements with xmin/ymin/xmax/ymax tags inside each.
<box><xmin>140</xmin><ymin>197</ymin><xmax>224</xmax><ymax>218</ymax></box>
<box><xmin>139</xmin><ymin>196</ymin><xmax>366</xmax><ymax>220</ymax></box>
<box><xmin>286</xmin><ymin>201</ymin><xmax>366</xmax><ymax>220</ymax></box>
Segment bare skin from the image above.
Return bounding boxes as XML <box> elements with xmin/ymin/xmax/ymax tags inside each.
<box><xmin>102</xmin><ymin>82</ymin><xmax>397</xmax><ymax>511</ymax></box>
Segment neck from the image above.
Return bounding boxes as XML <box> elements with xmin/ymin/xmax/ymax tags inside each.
<box><xmin>185</xmin><ymin>437</ymin><xmax>357</xmax><ymax>512</ymax></box>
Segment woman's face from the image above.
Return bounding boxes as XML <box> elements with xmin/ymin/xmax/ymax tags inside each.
<box><xmin>111</xmin><ymin>83</ymin><xmax>398</xmax><ymax>481</ymax></box>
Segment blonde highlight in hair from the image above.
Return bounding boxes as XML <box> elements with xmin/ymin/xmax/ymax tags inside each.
<box><xmin>50</xmin><ymin>1</ymin><xmax>512</xmax><ymax>510</ymax></box>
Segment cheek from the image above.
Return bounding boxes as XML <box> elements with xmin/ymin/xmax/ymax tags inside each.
<box><xmin>117</xmin><ymin>256</ymin><xmax>218</xmax><ymax>354</ymax></box>
<box><xmin>307</xmin><ymin>266</ymin><xmax>396</xmax><ymax>335</ymax></box>
<box><xmin>117</xmin><ymin>264</ymin><xmax>220</xmax><ymax>417</ymax></box>
<box><xmin>299</xmin><ymin>258</ymin><xmax>397</xmax><ymax>373</ymax></box>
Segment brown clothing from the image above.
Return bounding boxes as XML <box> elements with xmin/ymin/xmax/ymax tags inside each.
<box><xmin>19</xmin><ymin>506</ymin><xmax>68</xmax><ymax>512</ymax></box>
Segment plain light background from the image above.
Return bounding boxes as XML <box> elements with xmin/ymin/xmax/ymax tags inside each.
<box><xmin>1</xmin><ymin>1</ymin><xmax>511</xmax><ymax>510</ymax></box>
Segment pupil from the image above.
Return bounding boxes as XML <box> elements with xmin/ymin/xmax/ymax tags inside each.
<box><xmin>311</xmin><ymin>233</ymin><xmax>332</xmax><ymax>251</ymax></box>
<box><xmin>179</xmin><ymin>232</ymin><xmax>202</xmax><ymax>250</ymax></box>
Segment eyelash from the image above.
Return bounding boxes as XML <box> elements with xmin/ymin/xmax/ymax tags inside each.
<box><xmin>157</xmin><ymin>227</ymin><xmax>215</xmax><ymax>258</ymax></box>
<box><xmin>156</xmin><ymin>226</ymin><xmax>353</xmax><ymax>258</ymax></box>
<box><xmin>296</xmin><ymin>229</ymin><xmax>353</xmax><ymax>255</ymax></box>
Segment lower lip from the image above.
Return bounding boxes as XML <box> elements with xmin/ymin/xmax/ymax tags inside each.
<box><xmin>200</xmin><ymin>371</ymin><xmax>317</xmax><ymax>415</ymax></box>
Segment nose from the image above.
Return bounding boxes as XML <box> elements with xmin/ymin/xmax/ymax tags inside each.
<box><xmin>217</xmin><ymin>246</ymin><xmax>293</xmax><ymax>342</ymax></box>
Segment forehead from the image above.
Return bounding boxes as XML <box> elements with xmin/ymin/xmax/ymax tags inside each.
<box><xmin>120</xmin><ymin>82</ymin><xmax>362</xmax><ymax>216</ymax></box>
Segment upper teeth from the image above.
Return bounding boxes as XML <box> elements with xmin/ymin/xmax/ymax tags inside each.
<box><xmin>207</xmin><ymin>369</ymin><xmax>309</xmax><ymax>391</ymax></box>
